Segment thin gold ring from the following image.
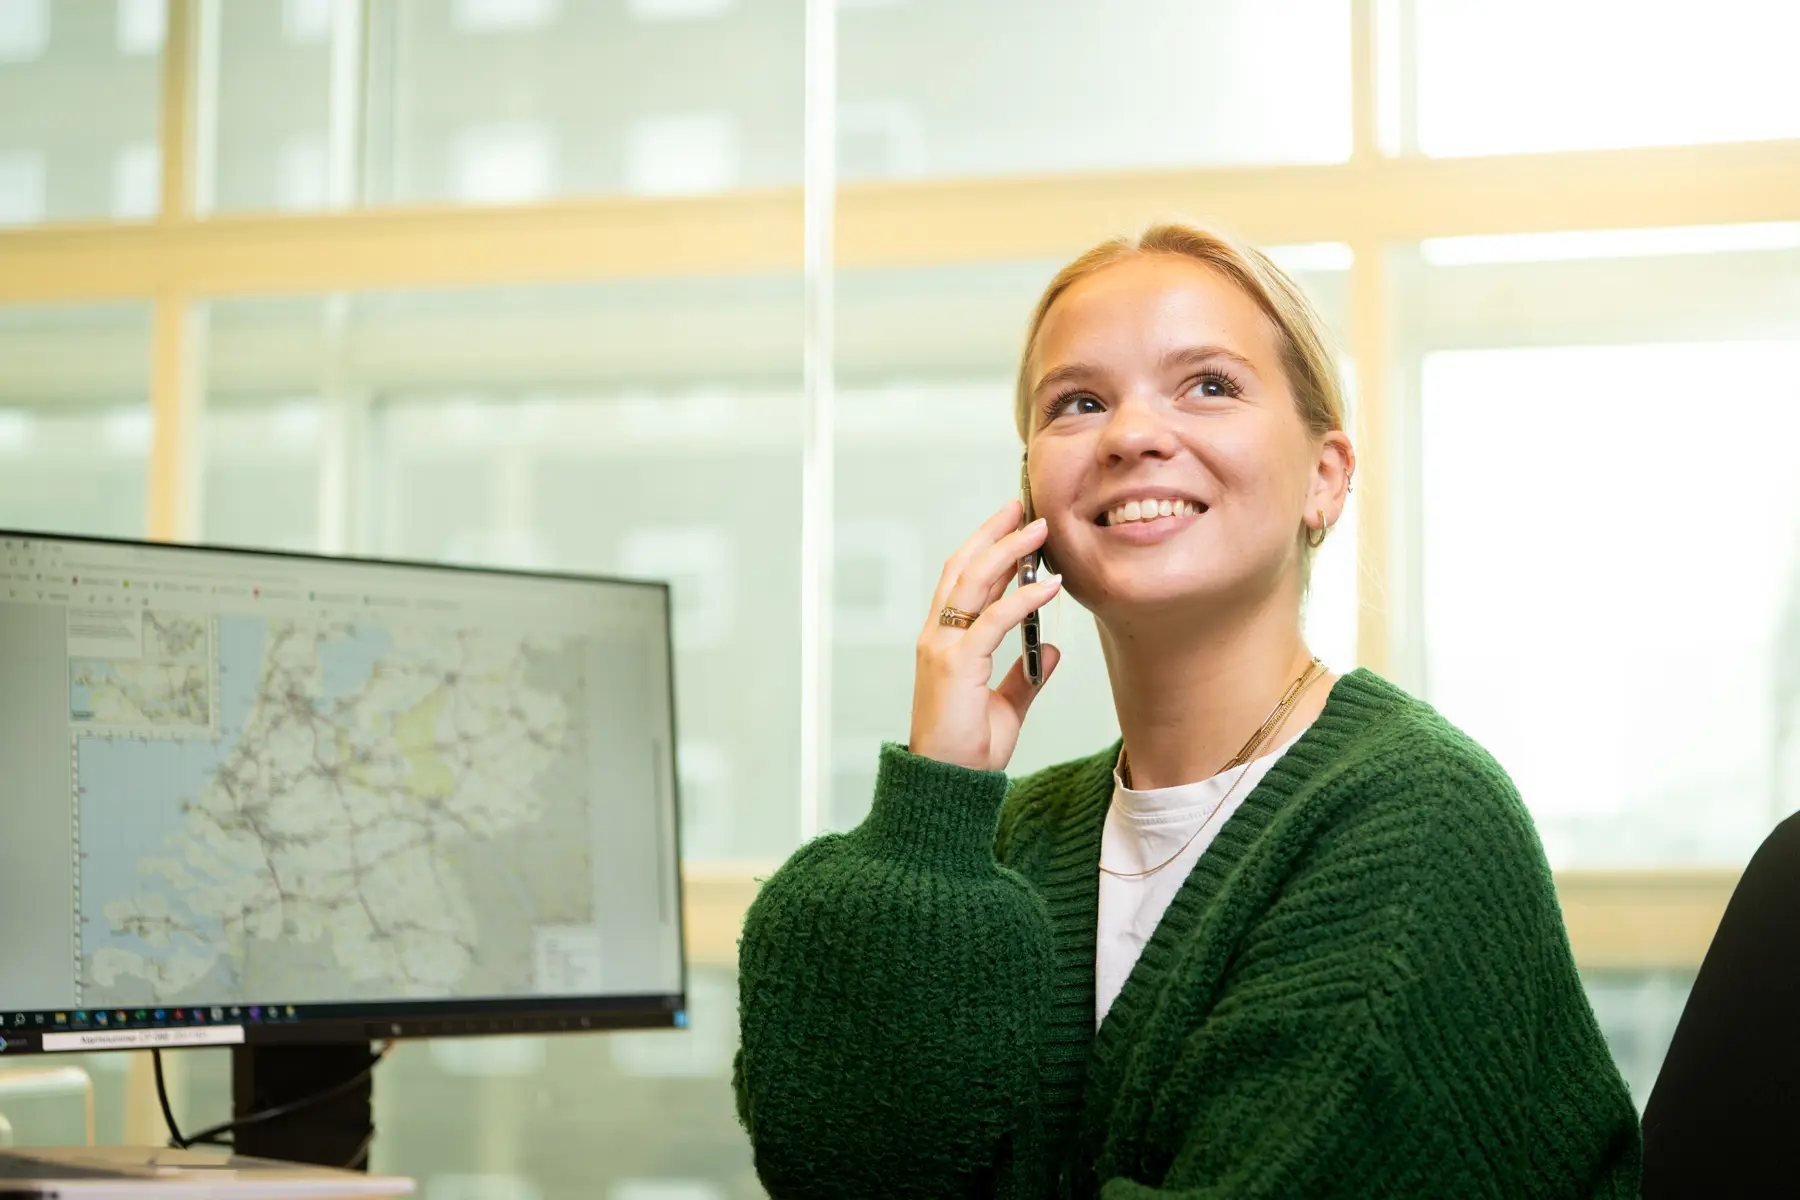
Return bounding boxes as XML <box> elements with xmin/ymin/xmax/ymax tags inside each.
<box><xmin>938</xmin><ymin>605</ymin><xmax>979</xmax><ymax>628</ymax></box>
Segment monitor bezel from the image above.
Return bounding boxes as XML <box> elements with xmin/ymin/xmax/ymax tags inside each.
<box><xmin>0</xmin><ymin>526</ymin><xmax>689</xmax><ymax>1053</ymax></box>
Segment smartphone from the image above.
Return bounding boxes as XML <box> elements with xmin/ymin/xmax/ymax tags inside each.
<box><xmin>1018</xmin><ymin>452</ymin><xmax>1045</xmax><ymax>687</ymax></box>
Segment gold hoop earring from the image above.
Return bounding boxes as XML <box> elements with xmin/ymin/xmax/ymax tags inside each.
<box><xmin>1306</xmin><ymin>509</ymin><xmax>1329</xmax><ymax>549</ymax></box>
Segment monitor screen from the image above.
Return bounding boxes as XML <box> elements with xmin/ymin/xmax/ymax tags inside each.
<box><xmin>0</xmin><ymin>531</ymin><xmax>685</xmax><ymax>1055</ymax></box>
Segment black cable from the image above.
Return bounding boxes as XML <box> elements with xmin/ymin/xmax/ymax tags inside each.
<box><xmin>160</xmin><ymin>1040</ymin><xmax>394</xmax><ymax>1152</ymax></box>
<box><xmin>151</xmin><ymin>1049</ymin><xmax>191</xmax><ymax>1150</ymax></box>
<box><xmin>341</xmin><ymin>1126</ymin><xmax>376</xmax><ymax>1171</ymax></box>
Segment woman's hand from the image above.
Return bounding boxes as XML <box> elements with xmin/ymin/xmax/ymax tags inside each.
<box><xmin>907</xmin><ymin>499</ymin><xmax>1065</xmax><ymax>772</ymax></box>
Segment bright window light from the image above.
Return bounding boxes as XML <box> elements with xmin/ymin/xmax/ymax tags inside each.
<box><xmin>449</xmin><ymin>123</ymin><xmax>555</xmax><ymax>205</ymax></box>
<box><xmin>624</xmin><ymin>114</ymin><xmax>737</xmax><ymax>196</ymax></box>
<box><xmin>277</xmin><ymin>136</ymin><xmax>327</xmax><ymax>211</ymax></box>
<box><xmin>0</xmin><ymin>410</ymin><xmax>35</xmax><ymax>454</ymax></box>
<box><xmin>626</xmin><ymin>0</ymin><xmax>733</xmax><ymax>20</ymax></box>
<box><xmin>110</xmin><ymin>141</ymin><xmax>159</xmax><ymax>219</ymax></box>
<box><xmin>1417</xmin><ymin>0</ymin><xmax>1800</xmax><ymax>155</ymax></box>
<box><xmin>0</xmin><ymin>151</ymin><xmax>46</xmax><ymax>226</ymax></box>
<box><xmin>271</xmin><ymin>403</ymin><xmax>321</xmax><ymax>444</ymax></box>
<box><xmin>1422</xmin><ymin>224</ymin><xmax>1800</xmax><ymax>267</ymax></box>
<box><xmin>1422</xmin><ymin>341</ymin><xmax>1800</xmax><ymax>865</ymax></box>
<box><xmin>452</xmin><ymin>0</ymin><xmax>559</xmax><ymax>33</ymax></box>
<box><xmin>115</xmin><ymin>0</ymin><xmax>165</xmax><ymax>56</ymax></box>
<box><xmin>282</xmin><ymin>0</ymin><xmax>332</xmax><ymax>43</ymax></box>
<box><xmin>102</xmin><ymin>410</ymin><xmax>151</xmax><ymax>454</ymax></box>
<box><xmin>610</xmin><ymin>1182</ymin><xmax>727</xmax><ymax>1200</ymax></box>
<box><xmin>1266</xmin><ymin>242</ymin><xmax>1355</xmax><ymax>274</ymax></box>
<box><xmin>0</xmin><ymin>0</ymin><xmax>48</xmax><ymax>62</ymax></box>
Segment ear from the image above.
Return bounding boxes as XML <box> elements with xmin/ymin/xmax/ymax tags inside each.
<box><xmin>1309</xmin><ymin>430</ymin><xmax>1356</xmax><ymax>522</ymax></box>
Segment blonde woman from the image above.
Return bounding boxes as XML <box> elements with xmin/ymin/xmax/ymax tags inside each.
<box><xmin>734</xmin><ymin>225</ymin><xmax>1640</xmax><ymax>1198</ymax></box>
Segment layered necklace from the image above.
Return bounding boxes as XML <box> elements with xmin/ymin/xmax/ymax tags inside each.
<box><xmin>1098</xmin><ymin>656</ymin><xmax>1327</xmax><ymax>880</ymax></box>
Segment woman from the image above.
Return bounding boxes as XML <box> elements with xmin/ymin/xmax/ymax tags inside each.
<box><xmin>734</xmin><ymin>224</ymin><xmax>1641</xmax><ymax>1198</ymax></box>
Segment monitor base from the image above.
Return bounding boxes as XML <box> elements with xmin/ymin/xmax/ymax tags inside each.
<box><xmin>230</xmin><ymin>1040</ymin><xmax>377</xmax><ymax>1172</ymax></box>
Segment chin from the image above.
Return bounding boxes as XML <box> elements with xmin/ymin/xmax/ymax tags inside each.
<box><xmin>1071</xmin><ymin>542</ymin><xmax>1297</xmax><ymax>622</ymax></box>
<box><xmin>1072</xmin><ymin>565</ymin><xmax>1243</xmax><ymax>620</ymax></box>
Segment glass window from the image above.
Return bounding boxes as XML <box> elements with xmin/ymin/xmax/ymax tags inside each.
<box><xmin>839</xmin><ymin>0</ymin><xmax>1352</xmax><ymax>180</ymax></box>
<box><xmin>1414</xmin><ymin>0</ymin><xmax>1800</xmax><ymax>156</ymax></box>
<box><xmin>1408</xmin><ymin>229</ymin><xmax>1800</xmax><ymax>867</ymax></box>
<box><xmin>201</xmin><ymin>1</ymin><xmax>341</xmax><ymax>213</ymax></box>
<box><xmin>1422</xmin><ymin>339</ymin><xmax>1800</xmax><ymax>867</ymax></box>
<box><xmin>1583</xmin><ymin>970</ymin><xmax>1695</xmax><ymax>1111</ymax></box>
<box><xmin>0</xmin><ymin>304</ymin><xmax>152</xmax><ymax>538</ymax></box>
<box><xmin>201</xmin><ymin>396</ymin><xmax>324</xmax><ymax>553</ymax></box>
<box><xmin>205</xmin><ymin>0</ymin><xmax>804</xmax><ymax>212</ymax></box>
<box><xmin>0</xmin><ymin>0</ymin><xmax>163</xmax><ymax>225</ymax></box>
<box><xmin>371</xmin><ymin>0</ymin><xmax>803</xmax><ymax>205</ymax></box>
<box><xmin>199</xmin><ymin>295</ymin><xmax>348</xmax><ymax>552</ymax></box>
<box><xmin>829</xmin><ymin>252</ymin><xmax>1356</xmax><ymax>830</ymax></box>
<box><xmin>194</xmin><ymin>278</ymin><xmax>808</xmax><ymax>866</ymax></box>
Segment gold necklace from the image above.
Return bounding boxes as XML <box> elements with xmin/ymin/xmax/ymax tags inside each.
<box><xmin>1099</xmin><ymin>657</ymin><xmax>1325</xmax><ymax>880</ymax></box>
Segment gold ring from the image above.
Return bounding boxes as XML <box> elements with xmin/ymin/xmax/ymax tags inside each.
<box><xmin>938</xmin><ymin>606</ymin><xmax>979</xmax><ymax>628</ymax></box>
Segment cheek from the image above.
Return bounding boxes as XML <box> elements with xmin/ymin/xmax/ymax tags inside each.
<box><xmin>1209</xmin><ymin>429</ymin><xmax>1312</xmax><ymax>515</ymax></box>
<box><xmin>1027</xmin><ymin>450</ymin><xmax>1083</xmax><ymax>519</ymax></box>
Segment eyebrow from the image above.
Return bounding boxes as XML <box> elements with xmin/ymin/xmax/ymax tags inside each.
<box><xmin>1031</xmin><ymin>344</ymin><xmax>1262</xmax><ymax>397</ymax></box>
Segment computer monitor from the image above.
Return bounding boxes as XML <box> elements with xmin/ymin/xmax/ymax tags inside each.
<box><xmin>0</xmin><ymin>530</ymin><xmax>686</xmax><ymax>1160</ymax></box>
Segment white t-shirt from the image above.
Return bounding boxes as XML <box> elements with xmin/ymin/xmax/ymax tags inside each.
<box><xmin>1095</xmin><ymin>729</ymin><xmax>1307</xmax><ymax>1027</ymax></box>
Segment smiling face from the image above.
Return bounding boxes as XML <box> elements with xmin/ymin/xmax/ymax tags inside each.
<box><xmin>1024</xmin><ymin>252</ymin><xmax>1347</xmax><ymax>624</ymax></box>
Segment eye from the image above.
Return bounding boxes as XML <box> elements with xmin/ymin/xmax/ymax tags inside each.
<box><xmin>1043</xmin><ymin>391</ymin><xmax>1104</xmax><ymax>422</ymax></box>
<box><xmin>1186</xmin><ymin>371</ymin><xmax>1243</xmax><ymax>400</ymax></box>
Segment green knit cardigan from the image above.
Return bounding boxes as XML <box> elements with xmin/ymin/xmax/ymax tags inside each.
<box><xmin>734</xmin><ymin>669</ymin><xmax>1642</xmax><ymax>1197</ymax></box>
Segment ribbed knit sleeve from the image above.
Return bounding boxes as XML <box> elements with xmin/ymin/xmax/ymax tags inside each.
<box><xmin>734</xmin><ymin>743</ymin><xmax>1059</xmax><ymax>1199</ymax></box>
<box><xmin>1084</xmin><ymin>746</ymin><xmax>1642</xmax><ymax>1199</ymax></box>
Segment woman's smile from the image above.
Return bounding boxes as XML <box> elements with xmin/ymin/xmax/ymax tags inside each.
<box><xmin>1093</xmin><ymin>495</ymin><xmax>1205</xmax><ymax>545</ymax></box>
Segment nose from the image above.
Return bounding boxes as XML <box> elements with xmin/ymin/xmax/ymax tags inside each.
<box><xmin>1097</xmin><ymin>392</ymin><xmax>1180</xmax><ymax>465</ymax></box>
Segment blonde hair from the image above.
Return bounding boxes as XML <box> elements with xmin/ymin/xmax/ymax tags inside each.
<box><xmin>1013</xmin><ymin>222</ymin><xmax>1346</xmax><ymax>444</ymax></box>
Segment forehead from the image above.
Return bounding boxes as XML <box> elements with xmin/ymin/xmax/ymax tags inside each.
<box><xmin>1030</xmin><ymin>254</ymin><xmax>1280</xmax><ymax>382</ymax></box>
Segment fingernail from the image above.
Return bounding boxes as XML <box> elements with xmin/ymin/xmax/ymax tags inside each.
<box><xmin>1033</xmin><ymin>518</ymin><xmax>1048</xmax><ymax>529</ymax></box>
<box><xmin>1048</xmin><ymin>573</ymin><xmax>1063</xmax><ymax>586</ymax></box>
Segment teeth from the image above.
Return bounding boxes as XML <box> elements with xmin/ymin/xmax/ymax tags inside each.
<box><xmin>1104</xmin><ymin>498</ymin><xmax>1201</xmax><ymax>526</ymax></box>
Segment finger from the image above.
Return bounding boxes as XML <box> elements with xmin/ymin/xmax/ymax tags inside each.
<box><xmin>978</xmin><ymin>562</ymin><xmax>1015</xmax><ymax>613</ymax></box>
<box><xmin>945</xmin><ymin>519</ymin><xmax>1048</xmax><ymax>615</ymax></box>
<box><xmin>993</xmin><ymin>643</ymin><xmax>1061</xmax><ymax>724</ymax></box>
<box><xmin>931</xmin><ymin>500</ymin><xmax>1024</xmax><ymax>614</ymax></box>
<box><xmin>961</xmin><ymin>573</ymin><xmax>1062</xmax><ymax>657</ymax></box>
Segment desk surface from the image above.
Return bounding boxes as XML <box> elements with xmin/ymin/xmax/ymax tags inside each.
<box><xmin>0</xmin><ymin>1145</ymin><xmax>415</xmax><ymax>1197</ymax></box>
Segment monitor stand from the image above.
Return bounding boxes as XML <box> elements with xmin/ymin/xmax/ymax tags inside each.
<box><xmin>230</xmin><ymin>1041</ymin><xmax>377</xmax><ymax>1172</ymax></box>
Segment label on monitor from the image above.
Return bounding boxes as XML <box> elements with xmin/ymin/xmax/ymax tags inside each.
<box><xmin>41</xmin><ymin>1024</ymin><xmax>245</xmax><ymax>1053</ymax></box>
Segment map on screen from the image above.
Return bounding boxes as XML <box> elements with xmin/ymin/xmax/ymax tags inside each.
<box><xmin>70</xmin><ymin>610</ymin><xmax>601</xmax><ymax>1008</ymax></box>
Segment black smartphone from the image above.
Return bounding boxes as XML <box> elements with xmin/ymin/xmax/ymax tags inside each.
<box><xmin>1018</xmin><ymin>452</ymin><xmax>1045</xmax><ymax>687</ymax></box>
